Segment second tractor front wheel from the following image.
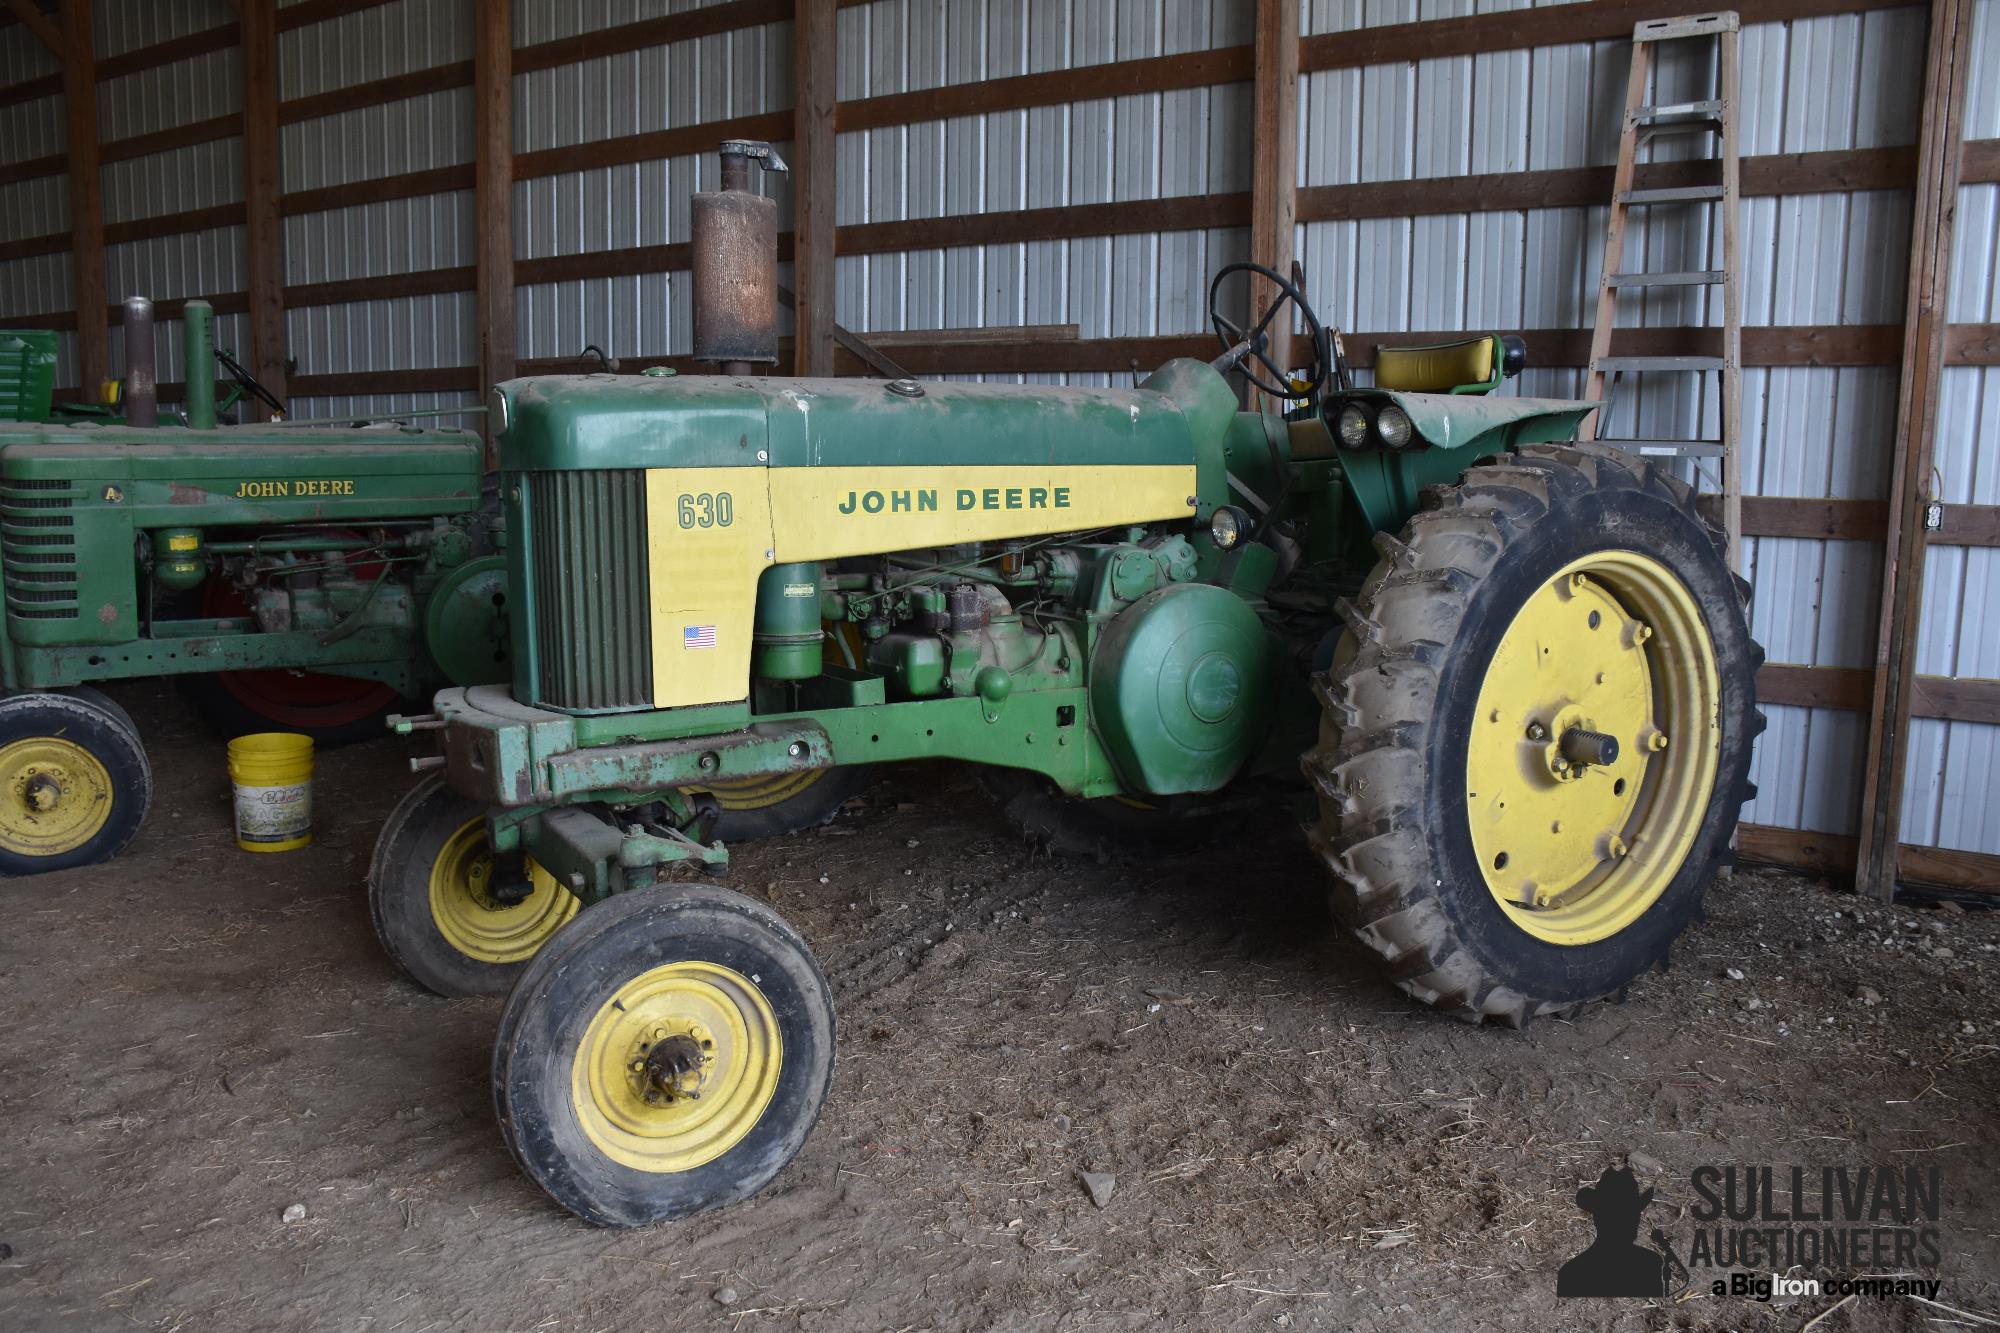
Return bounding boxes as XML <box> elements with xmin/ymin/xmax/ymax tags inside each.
<box><xmin>0</xmin><ymin>690</ymin><xmax>153</xmax><ymax>876</ymax></box>
<box><xmin>368</xmin><ymin>774</ymin><xmax>578</xmax><ymax>996</ymax></box>
<box><xmin>1305</xmin><ymin>443</ymin><xmax>1762</xmax><ymax>1025</ymax></box>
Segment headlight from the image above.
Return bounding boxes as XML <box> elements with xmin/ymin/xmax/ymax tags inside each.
<box><xmin>1336</xmin><ymin>403</ymin><xmax>1371</xmax><ymax>449</ymax></box>
<box><xmin>1376</xmin><ymin>403</ymin><xmax>1415</xmax><ymax>449</ymax></box>
<box><xmin>1209</xmin><ymin>505</ymin><xmax>1249</xmax><ymax>550</ymax></box>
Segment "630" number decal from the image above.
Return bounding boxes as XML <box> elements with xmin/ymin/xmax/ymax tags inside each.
<box><xmin>676</xmin><ymin>491</ymin><xmax>734</xmax><ymax>528</ymax></box>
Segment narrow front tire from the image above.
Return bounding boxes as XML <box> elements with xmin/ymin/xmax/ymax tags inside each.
<box><xmin>493</xmin><ymin>884</ymin><xmax>835</xmax><ymax>1227</ymax></box>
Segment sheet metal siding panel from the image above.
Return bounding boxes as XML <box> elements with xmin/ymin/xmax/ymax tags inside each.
<box><xmin>0</xmin><ymin>20</ymin><xmax>59</xmax><ymax>86</ymax></box>
<box><xmin>831</xmin><ymin>0</ymin><xmax>1249</xmax><ymax>389</ymax></box>
<box><xmin>279</xmin><ymin>0</ymin><xmax>472</xmax><ymax>98</ymax></box>
<box><xmin>268</xmin><ymin>0</ymin><xmax>479</xmax><ymax>394</ymax></box>
<box><xmin>512</xmin><ymin>18</ymin><xmax>790</xmax><ymax>364</ymax></box>
<box><xmin>1901</xmin><ymin>0</ymin><xmax>2000</xmax><ymax>855</ymax></box>
<box><xmin>91</xmin><ymin>0</ymin><xmax>229</xmax><ymax>59</ymax></box>
<box><xmin>0</xmin><ymin>91</ymin><xmax>63</xmax><ymax>165</ymax></box>
<box><xmin>1291</xmin><ymin>9</ymin><xmax>1916</xmax><ymax>839</ymax></box>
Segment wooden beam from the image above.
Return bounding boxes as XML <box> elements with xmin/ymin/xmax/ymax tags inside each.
<box><xmin>513</xmin><ymin>0</ymin><xmax>788</xmax><ymax>75</ymax></box>
<box><xmin>240</xmin><ymin>0</ymin><xmax>285</xmax><ymax>421</ymax></box>
<box><xmin>1757</xmin><ymin>663</ymin><xmax>2000</xmax><ymax>723</ymax></box>
<box><xmin>836</xmin><ymin>47</ymin><xmax>1253</xmax><ymax>134</ymax></box>
<box><xmin>1299</xmin><ymin>0</ymin><xmax>1912</xmax><ymax>73</ymax></box>
<box><xmin>472</xmin><ymin>0</ymin><xmax>514</xmax><ymax>464</ymax></box>
<box><xmin>5</xmin><ymin>0</ymin><xmax>63</xmax><ymax>58</ymax></box>
<box><xmin>1249</xmin><ymin>0</ymin><xmax>1298</xmax><ymax>392</ymax></box>
<box><xmin>1700</xmin><ymin>495</ymin><xmax>2000</xmax><ymax>547</ymax></box>
<box><xmin>791</xmin><ymin>0</ymin><xmax>835</xmax><ymax>377</ymax></box>
<box><xmin>1855</xmin><ymin>0</ymin><xmax>1977</xmax><ymax>902</ymax></box>
<box><xmin>1737</xmin><ymin>823</ymin><xmax>2000</xmax><ymax>895</ymax></box>
<box><xmin>59</xmin><ymin>0</ymin><xmax>102</xmax><ymax>395</ymax></box>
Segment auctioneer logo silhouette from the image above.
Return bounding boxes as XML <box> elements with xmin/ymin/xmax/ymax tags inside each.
<box><xmin>1557</xmin><ymin>1166</ymin><xmax>1688</xmax><ymax>1299</ymax></box>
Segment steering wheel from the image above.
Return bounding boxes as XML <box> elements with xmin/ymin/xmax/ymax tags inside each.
<box><xmin>1207</xmin><ymin>261</ymin><xmax>1328</xmax><ymax>401</ymax></box>
<box><xmin>215</xmin><ymin>346</ymin><xmax>289</xmax><ymax>418</ymax></box>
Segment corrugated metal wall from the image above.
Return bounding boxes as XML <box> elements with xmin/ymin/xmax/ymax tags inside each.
<box><xmin>833</xmin><ymin>0</ymin><xmax>1252</xmax><ymax>386</ymax></box>
<box><xmin>0</xmin><ymin>16</ymin><xmax>72</xmax><ymax>381</ymax></box>
<box><xmin>281</xmin><ymin>0</ymin><xmax>476</xmax><ymax>423</ymax></box>
<box><xmin>514</xmin><ymin>2</ymin><xmax>792</xmax><ymax>372</ymax></box>
<box><xmin>1</xmin><ymin>0</ymin><xmax>1992</xmax><ymax>866</ymax></box>
<box><xmin>1908</xmin><ymin>0</ymin><xmax>1999</xmax><ymax>853</ymax></box>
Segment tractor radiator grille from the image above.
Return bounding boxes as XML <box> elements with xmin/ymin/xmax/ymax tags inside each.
<box><xmin>0</xmin><ymin>477</ymin><xmax>78</xmax><ymax>620</ymax></box>
<box><xmin>527</xmin><ymin>469</ymin><xmax>653</xmax><ymax>711</ymax></box>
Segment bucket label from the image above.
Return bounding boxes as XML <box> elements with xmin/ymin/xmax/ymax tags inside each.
<box><xmin>234</xmin><ymin>781</ymin><xmax>312</xmax><ymax>844</ymax></box>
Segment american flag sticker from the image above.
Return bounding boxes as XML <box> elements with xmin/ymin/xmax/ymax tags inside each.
<box><xmin>683</xmin><ymin>624</ymin><xmax>717</xmax><ymax>650</ymax></box>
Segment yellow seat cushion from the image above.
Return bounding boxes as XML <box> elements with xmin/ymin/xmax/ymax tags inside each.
<box><xmin>1374</xmin><ymin>337</ymin><xmax>1497</xmax><ymax>393</ymax></box>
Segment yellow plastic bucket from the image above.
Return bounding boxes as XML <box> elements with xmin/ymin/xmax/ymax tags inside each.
<box><xmin>228</xmin><ymin>732</ymin><xmax>314</xmax><ymax>853</ymax></box>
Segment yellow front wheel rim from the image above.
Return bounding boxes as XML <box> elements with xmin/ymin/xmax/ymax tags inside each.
<box><xmin>571</xmin><ymin>961</ymin><xmax>782</xmax><ymax>1174</ymax></box>
<box><xmin>1466</xmin><ymin>551</ymin><xmax>1721</xmax><ymax>946</ymax></box>
<box><xmin>687</xmin><ymin>768</ymin><xmax>824</xmax><ymax>812</ymax></box>
<box><xmin>427</xmin><ymin>819</ymin><xmax>578</xmax><ymax>964</ymax></box>
<box><xmin>0</xmin><ymin>737</ymin><xmax>114</xmax><ymax>856</ymax></box>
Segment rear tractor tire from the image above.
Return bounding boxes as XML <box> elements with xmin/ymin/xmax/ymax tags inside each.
<box><xmin>492</xmin><ymin>884</ymin><xmax>835</xmax><ymax>1227</ymax></box>
<box><xmin>0</xmin><ymin>690</ymin><xmax>153</xmax><ymax>876</ymax></box>
<box><xmin>1304</xmin><ymin>443</ymin><xmax>1763</xmax><ymax>1025</ymax></box>
<box><xmin>368</xmin><ymin>774</ymin><xmax>578</xmax><ymax>997</ymax></box>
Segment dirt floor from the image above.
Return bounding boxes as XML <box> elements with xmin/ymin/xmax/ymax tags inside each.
<box><xmin>1</xmin><ymin>680</ymin><xmax>1995</xmax><ymax>1333</ymax></box>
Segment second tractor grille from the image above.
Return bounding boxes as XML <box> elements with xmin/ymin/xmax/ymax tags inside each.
<box><xmin>0</xmin><ymin>477</ymin><xmax>77</xmax><ymax>621</ymax></box>
<box><xmin>528</xmin><ymin>469</ymin><xmax>653</xmax><ymax>711</ymax></box>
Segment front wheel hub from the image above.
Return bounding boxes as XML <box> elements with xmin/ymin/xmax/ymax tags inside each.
<box><xmin>23</xmin><ymin>772</ymin><xmax>60</xmax><ymax>812</ymax></box>
<box><xmin>640</xmin><ymin>1033</ymin><xmax>710</xmax><ymax>1104</ymax></box>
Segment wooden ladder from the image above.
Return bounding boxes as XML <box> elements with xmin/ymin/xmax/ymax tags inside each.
<box><xmin>1579</xmin><ymin>10</ymin><xmax>1743</xmax><ymax>566</ymax></box>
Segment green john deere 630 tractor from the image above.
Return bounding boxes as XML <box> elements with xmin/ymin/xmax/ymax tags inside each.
<box><xmin>369</xmin><ymin>140</ymin><xmax>1761</xmax><ymax>1227</ymax></box>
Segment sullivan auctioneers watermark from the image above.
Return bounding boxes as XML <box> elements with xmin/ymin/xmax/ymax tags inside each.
<box><xmin>1556</xmin><ymin>1161</ymin><xmax>1945</xmax><ymax>1302</ymax></box>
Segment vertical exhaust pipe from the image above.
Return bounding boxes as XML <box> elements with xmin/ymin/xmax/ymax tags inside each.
<box><xmin>691</xmin><ymin>139</ymin><xmax>786</xmax><ymax>378</ymax></box>
<box><xmin>122</xmin><ymin>295</ymin><xmax>157</xmax><ymax>427</ymax></box>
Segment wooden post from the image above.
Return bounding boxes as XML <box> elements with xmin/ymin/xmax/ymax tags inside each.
<box><xmin>1853</xmin><ymin>0</ymin><xmax>1976</xmax><ymax>901</ymax></box>
<box><xmin>791</xmin><ymin>0</ymin><xmax>836</xmax><ymax>377</ymax></box>
<box><xmin>473</xmin><ymin>0</ymin><xmax>515</xmax><ymax>462</ymax></box>
<box><xmin>240</xmin><ymin>0</ymin><xmax>286</xmax><ymax>420</ymax></box>
<box><xmin>1250</xmin><ymin>0</ymin><xmax>1298</xmax><ymax>397</ymax></box>
<box><xmin>58</xmin><ymin>0</ymin><xmax>104</xmax><ymax>397</ymax></box>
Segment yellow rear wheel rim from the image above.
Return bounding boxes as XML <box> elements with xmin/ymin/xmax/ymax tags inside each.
<box><xmin>0</xmin><ymin>737</ymin><xmax>113</xmax><ymax>856</ymax></box>
<box><xmin>688</xmin><ymin>768</ymin><xmax>824</xmax><ymax>811</ymax></box>
<box><xmin>427</xmin><ymin>819</ymin><xmax>578</xmax><ymax>964</ymax></box>
<box><xmin>1466</xmin><ymin>551</ymin><xmax>1721</xmax><ymax>946</ymax></box>
<box><xmin>571</xmin><ymin>961</ymin><xmax>782</xmax><ymax>1173</ymax></box>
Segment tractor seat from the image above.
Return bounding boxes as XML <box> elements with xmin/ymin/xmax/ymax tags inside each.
<box><xmin>1374</xmin><ymin>335</ymin><xmax>1511</xmax><ymax>394</ymax></box>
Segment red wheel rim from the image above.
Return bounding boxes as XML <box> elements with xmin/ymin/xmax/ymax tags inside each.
<box><xmin>200</xmin><ymin>534</ymin><xmax>400</xmax><ymax>731</ymax></box>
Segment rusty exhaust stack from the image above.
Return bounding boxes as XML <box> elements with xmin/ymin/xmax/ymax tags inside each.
<box><xmin>122</xmin><ymin>295</ymin><xmax>157</xmax><ymax>427</ymax></box>
<box><xmin>691</xmin><ymin>140</ymin><xmax>787</xmax><ymax>377</ymax></box>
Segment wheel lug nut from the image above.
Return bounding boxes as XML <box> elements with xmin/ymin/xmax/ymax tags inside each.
<box><xmin>1526</xmin><ymin>723</ymin><xmax>1547</xmax><ymax>741</ymax></box>
<box><xmin>1649</xmin><ymin>731</ymin><xmax>1670</xmax><ymax>751</ymax></box>
<box><xmin>1633</xmin><ymin>624</ymin><xmax>1653</xmax><ymax>644</ymax></box>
